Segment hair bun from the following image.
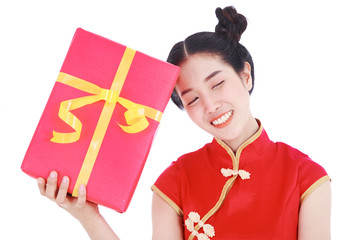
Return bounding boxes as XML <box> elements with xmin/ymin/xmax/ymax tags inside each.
<box><xmin>215</xmin><ymin>6</ymin><xmax>247</xmax><ymax>43</ymax></box>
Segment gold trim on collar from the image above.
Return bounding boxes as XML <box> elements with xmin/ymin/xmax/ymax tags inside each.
<box><xmin>215</xmin><ymin>121</ymin><xmax>263</xmax><ymax>170</ymax></box>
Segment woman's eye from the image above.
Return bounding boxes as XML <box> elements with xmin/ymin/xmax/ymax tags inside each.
<box><xmin>212</xmin><ymin>80</ymin><xmax>225</xmax><ymax>89</ymax></box>
<box><xmin>187</xmin><ymin>97</ymin><xmax>199</xmax><ymax>106</ymax></box>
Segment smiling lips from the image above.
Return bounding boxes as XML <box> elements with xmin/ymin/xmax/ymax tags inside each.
<box><xmin>211</xmin><ymin>110</ymin><xmax>234</xmax><ymax>128</ymax></box>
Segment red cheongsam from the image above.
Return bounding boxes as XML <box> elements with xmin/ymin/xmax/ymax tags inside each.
<box><xmin>151</xmin><ymin>121</ymin><xmax>330</xmax><ymax>239</ymax></box>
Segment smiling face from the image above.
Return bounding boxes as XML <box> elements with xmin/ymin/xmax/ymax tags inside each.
<box><xmin>175</xmin><ymin>53</ymin><xmax>258</xmax><ymax>151</ymax></box>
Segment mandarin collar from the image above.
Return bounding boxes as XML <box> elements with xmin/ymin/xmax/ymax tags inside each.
<box><xmin>207</xmin><ymin>120</ymin><xmax>273</xmax><ymax>170</ymax></box>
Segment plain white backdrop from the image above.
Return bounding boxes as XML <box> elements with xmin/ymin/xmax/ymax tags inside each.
<box><xmin>1</xmin><ymin>0</ymin><xmax>353</xmax><ymax>239</ymax></box>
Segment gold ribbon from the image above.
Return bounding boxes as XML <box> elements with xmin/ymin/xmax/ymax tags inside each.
<box><xmin>50</xmin><ymin>47</ymin><xmax>162</xmax><ymax>196</ymax></box>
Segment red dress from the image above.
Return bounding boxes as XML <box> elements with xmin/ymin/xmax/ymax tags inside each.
<box><xmin>151</xmin><ymin>121</ymin><xmax>330</xmax><ymax>239</ymax></box>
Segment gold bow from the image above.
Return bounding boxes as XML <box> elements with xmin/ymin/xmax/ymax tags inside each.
<box><xmin>51</xmin><ymin>72</ymin><xmax>162</xmax><ymax>143</ymax></box>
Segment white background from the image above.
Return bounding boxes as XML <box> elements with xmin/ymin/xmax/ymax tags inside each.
<box><xmin>1</xmin><ymin>0</ymin><xmax>353</xmax><ymax>239</ymax></box>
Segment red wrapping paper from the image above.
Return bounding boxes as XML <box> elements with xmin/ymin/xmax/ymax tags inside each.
<box><xmin>21</xmin><ymin>28</ymin><xmax>179</xmax><ymax>212</ymax></box>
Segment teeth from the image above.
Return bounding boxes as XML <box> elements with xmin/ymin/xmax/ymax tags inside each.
<box><xmin>212</xmin><ymin>111</ymin><xmax>233</xmax><ymax>126</ymax></box>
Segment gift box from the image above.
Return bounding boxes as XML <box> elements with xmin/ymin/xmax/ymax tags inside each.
<box><xmin>21</xmin><ymin>28</ymin><xmax>179</xmax><ymax>212</ymax></box>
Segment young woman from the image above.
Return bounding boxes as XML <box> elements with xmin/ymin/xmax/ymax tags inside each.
<box><xmin>37</xmin><ymin>6</ymin><xmax>331</xmax><ymax>240</ymax></box>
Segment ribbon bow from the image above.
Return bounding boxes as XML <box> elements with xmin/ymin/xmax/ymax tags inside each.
<box><xmin>51</xmin><ymin>72</ymin><xmax>162</xmax><ymax>144</ymax></box>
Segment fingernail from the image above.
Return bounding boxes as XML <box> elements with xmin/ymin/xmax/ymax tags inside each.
<box><xmin>62</xmin><ymin>176</ymin><xmax>68</xmax><ymax>183</ymax></box>
<box><xmin>50</xmin><ymin>171</ymin><xmax>57</xmax><ymax>178</ymax></box>
<box><xmin>37</xmin><ymin>178</ymin><xmax>44</xmax><ymax>184</ymax></box>
<box><xmin>79</xmin><ymin>184</ymin><xmax>85</xmax><ymax>192</ymax></box>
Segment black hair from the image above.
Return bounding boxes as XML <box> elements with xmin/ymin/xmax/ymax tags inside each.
<box><xmin>167</xmin><ymin>6</ymin><xmax>255</xmax><ymax>110</ymax></box>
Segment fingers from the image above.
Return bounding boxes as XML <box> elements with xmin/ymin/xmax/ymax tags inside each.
<box><xmin>76</xmin><ymin>184</ymin><xmax>87</xmax><ymax>208</ymax></box>
<box><xmin>56</xmin><ymin>176</ymin><xmax>70</xmax><ymax>206</ymax></box>
<box><xmin>45</xmin><ymin>171</ymin><xmax>58</xmax><ymax>200</ymax></box>
<box><xmin>37</xmin><ymin>171</ymin><xmax>71</xmax><ymax>203</ymax></box>
<box><xmin>37</xmin><ymin>177</ymin><xmax>46</xmax><ymax>196</ymax></box>
<box><xmin>37</xmin><ymin>171</ymin><xmax>89</xmax><ymax>210</ymax></box>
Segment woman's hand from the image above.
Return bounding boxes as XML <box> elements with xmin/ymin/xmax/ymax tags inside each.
<box><xmin>37</xmin><ymin>171</ymin><xmax>120</xmax><ymax>239</ymax></box>
<box><xmin>37</xmin><ymin>171</ymin><xmax>99</xmax><ymax>224</ymax></box>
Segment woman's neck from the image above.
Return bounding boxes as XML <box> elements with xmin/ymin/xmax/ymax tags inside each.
<box><xmin>223</xmin><ymin>115</ymin><xmax>259</xmax><ymax>154</ymax></box>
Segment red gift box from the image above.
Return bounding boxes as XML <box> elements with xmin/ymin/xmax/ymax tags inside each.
<box><xmin>21</xmin><ymin>28</ymin><xmax>179</xmax><ymax>212</ymax></box>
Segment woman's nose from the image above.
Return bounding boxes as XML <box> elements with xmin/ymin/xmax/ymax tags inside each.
<box><xmin>203</xmin><ymin>96</ymin><xmax>220</xmax><ymax>114</ymax></box>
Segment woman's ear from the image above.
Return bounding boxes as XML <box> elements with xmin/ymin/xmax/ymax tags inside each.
<box><xmin>241</xmin><ymin>62</ymin><xmax>252</xmax><ymax>91</ymax></box>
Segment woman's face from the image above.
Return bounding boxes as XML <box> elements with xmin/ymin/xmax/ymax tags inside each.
<box><xmin>175</xmin><ymin>53</ymin><xmax>255</xmax><ymax>149</ymax></box>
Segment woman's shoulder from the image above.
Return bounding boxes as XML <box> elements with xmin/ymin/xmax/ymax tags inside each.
<box><xmin>156</xmin><ymin>141</ymin><xmax>214</xmax><ymax>182</ymax></box>
<box><xmin>175</xmin><ymin>141</ymin><xmax>212</xmax><ymax>164</ymax></box>
<box><xmin>274</xmin><ymin>141</ymin><xmax>320</xmax><ymax>166</ymax></box>
<box><xmin>273</xmin><ymin>141</ymin><xmax>330</xmax><ymax>202</ymax></box>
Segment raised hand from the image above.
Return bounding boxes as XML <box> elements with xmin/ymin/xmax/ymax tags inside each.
<box><xmin>37</xmin><ymin>171</ymin><xmax>99</xmax><ymax>224</ymax></box>
<box><xmin>37</xmin><ymin>171</ymin><xmax>120</xmax><ymax>239</ymax></box>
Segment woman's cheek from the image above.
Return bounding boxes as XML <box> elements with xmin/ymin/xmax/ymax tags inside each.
<box><xmin>186</xmin><ymin>107</ymin><xmax>203</xmax><ymax>126</ymax></box>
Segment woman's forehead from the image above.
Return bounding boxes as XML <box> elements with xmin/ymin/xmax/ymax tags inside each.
<box><xmin>179</xmin><ymin>55</ymin><xmax>225</xmax><ymax>79</ymax></box>
<box><xmin>179</xmin><ymin>54</ymin><xmax>230</xmax><ymax>80</ymax></box>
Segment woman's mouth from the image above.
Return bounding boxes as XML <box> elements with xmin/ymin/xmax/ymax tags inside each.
<box><xmin>211</xmin><ymin>110</ymin><xmax>234</xmax><ymax>127</ymax></box>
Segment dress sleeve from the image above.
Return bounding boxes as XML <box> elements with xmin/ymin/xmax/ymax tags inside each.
<box><xmin>151</xmin><ymin>160</ymin><xmax>183</xmax><ymax>216</ymax></box>
<box><xmin>299</xmin><ymin>156</ymin><xmax>330</xmax><ymax>204</ymax></box>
